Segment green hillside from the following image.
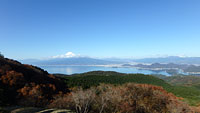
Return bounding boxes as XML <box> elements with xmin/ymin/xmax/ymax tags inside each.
<box><xmin>161</xmin><ymin>75</ymin><xmax>200</xmax><ymax>106</ymax></box>
<box><xmin>164</xmin><ymin>75</ymin><xmax>200</xmax><ymax>86</ymax></box>
<box><xmin>64</xmin><ymin>71</ymin><xmax>171</xmax><ymax>89</ymax></box>
<box><xmin>62</xmin><ymin>71</ymin><xmax>200</xmax><ymax>106</ymax></box>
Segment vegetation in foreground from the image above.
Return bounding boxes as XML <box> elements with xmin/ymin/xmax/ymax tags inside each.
<box><xmin>0</xmin><ymin>56</ymin><xmax>69</xmax><ymax>107</ymax></box>
<box><xmin>49</xmin><ymin>83</ymin><xmax>195</xmax><ymax>113</ymax></box>
<box><xmin>63</xmin><ymin>71</ymin><xmax>200</xmax><ymax>106</ymax></box>
<box><xmin>1</xmin><ymin>56</ymin><xmax>200</xmax><ymax>112</ymax></box>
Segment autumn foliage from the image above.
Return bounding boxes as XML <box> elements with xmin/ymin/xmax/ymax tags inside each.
<box><xmin>0</xmin><ymin>57</ymin><xmax>200</xmax><ymax>112</ymax></box>
<box><xmin>0</xmin><ymin>57</ymin><xmax>69</xmax><ymax>106</ymax></box>
<box><xmin>49</xmin><ymin>83</ymin><xmax>197</xmax><ymax>113</ymax></box>
<box><xmin>1</xmin><ymin>71</ymin><xmax>26</xmax><ymax>87</ymax></box>
<box><xmin>17</xmin><ymin>83</ymin><xmax>58</xmax><ymax>107</ymax></box>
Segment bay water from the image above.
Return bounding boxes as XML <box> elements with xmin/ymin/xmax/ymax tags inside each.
<box><xmin>39</xmin><ymin>65</ymin><xmax>171</xmax><ymax>76</ymax></box>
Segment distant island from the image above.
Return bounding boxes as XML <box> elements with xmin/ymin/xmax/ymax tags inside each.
<box><xmin>21</xmin><ymin>56</ymin><xmax>200</xmax><ymax>76</ymax></box>
<box><xmin>1</xmin><ymin>56</ymin><xmax>200</xmax><ymax>112</ymax></box>
<box><xmin>123</xmin><ymin>63</ymin><xmax>200</xmax><ymax>75</ymax></box>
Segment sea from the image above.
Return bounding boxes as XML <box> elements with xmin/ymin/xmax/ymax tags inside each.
<box><xmin>38</xmin><ymin>65</ymin><xmax>171</xmax><ymax>76</ymax></box>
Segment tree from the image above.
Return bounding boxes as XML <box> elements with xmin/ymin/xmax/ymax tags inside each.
<box><xmin>1</xmin><ymin>71</ymin><xmax>26</xmax><ymax>87</ymax></box>
<box><xmin>0</xmin><ymin>52</ymin><xmax>3</xmax><ymax>58</ymax></box>
<box><xmin>72</xmin><ymin>88</ymin><xmax>96</xmax><ymax>113</ymax></box>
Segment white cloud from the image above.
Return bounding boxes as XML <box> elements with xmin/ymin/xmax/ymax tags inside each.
<box><xmin>52</xmin><ymin>52</ymin><xmax>79</xmax><ymax>58</ymax></box>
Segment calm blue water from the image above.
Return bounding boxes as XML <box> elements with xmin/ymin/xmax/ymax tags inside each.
<box><xmin>38</xmin><ymin>65</ymin><xmax>171</xmax><ymax>76</ymax></box>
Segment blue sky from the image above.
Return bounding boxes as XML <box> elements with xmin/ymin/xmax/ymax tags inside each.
<box><xmin>0</xmin><ymin>0</ymin><xmax>200</xmax><ymax>60</ymax></box>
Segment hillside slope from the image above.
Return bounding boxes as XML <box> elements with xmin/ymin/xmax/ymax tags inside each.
<box><xmin>1</xmin><ymin>57</ymin><xmax>200</xmax><ymax>112</ymax></box>
<box><xmin>63</xmin><ymin>71</ymin><xmax>171</xmax><ymax>89</ymax></box>
<box><xmin>0</xmin><ymin>57</ymin><xmax>68</xmax><ymax>106</ymax></box>
<box><xmin>164</xmin><ymin>75</ymin><xmax>200</xmax><ymax>86</ymax></box>
<box><xmin>62</xmin><ymin>71</ymin><xmax>200</xmax><ymax>106</ymax></box>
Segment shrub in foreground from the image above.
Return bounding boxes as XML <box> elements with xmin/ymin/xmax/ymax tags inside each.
<box><xmin>49</xmin><ymin>83</ymin><xmax>196</xmax><ymax>113</ymax></box>
<box><xmin>17</xmin><ymin>83</ymin><xmax>57</xmax><ymax>107</ymax></box>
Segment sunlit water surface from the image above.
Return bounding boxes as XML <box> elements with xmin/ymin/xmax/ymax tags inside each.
<box><xmin>39</xmin><ymin>65</ymin><xmax>172</xmax><ymax>76</ymax></box>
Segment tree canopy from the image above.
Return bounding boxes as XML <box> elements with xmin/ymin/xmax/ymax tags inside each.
<box><xmin>0</xmin><ymin>52</ymin><xmax>4</xmax><ymax>58</ymax></box>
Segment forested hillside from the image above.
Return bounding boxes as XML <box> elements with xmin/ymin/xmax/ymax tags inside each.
<box><xmin>0</xmin><ymin>57</ymin><xmax>200</xmax><ymax>113</ymax></box>
<box><xmin>63</xmin><ymin>71</ymin><xmax>171</xmax><ymax>89</ymax></box>
<box><xmin>63</xmin><ymin>71</ymin><xmax>200</xmax><ymax>106</ymax></box>
<box><xmin>0</xmin><ymin>56</ymin><xmax>69</xmax><ymax>107</ymax></box>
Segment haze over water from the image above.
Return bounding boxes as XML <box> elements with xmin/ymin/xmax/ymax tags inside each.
<box><xmin>39</xmin><ymin>65</ymin><xmax>171</xmax><ymax>76</ymax></box>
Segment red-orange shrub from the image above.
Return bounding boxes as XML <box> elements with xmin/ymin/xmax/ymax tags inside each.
<box><xmin>0</xmin><ymin>71</ymin><xmax>25</xmax><ymax>87</ymax></box>
<box><xmin>49</xmin><ymin>83</ymin><xmax>196</xmax><ymax>113</ymax></box>
<box><xmin>17</xmin><ymin>83</ymin><xmax>58</xmax><ymax>107</ymax></box>
<box><xmin>48</xmin><ymin>93</ymin><xmax>74</xmax><ymax>109</ymax></box>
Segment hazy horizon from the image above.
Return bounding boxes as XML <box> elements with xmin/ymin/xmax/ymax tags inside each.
<box><xmin>16</xmin><ymin>51</ymin><xmax>200</xmax><ymax>61</ymax></box>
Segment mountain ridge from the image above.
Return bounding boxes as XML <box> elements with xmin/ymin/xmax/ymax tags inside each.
<box><xmin>21</xmin><ymin>56</ymin><xmax>200</xmax><ymax>65</ymax></box>
<box><xmin>132</xmin><ymin>56</ymin><xmax>200</xmax><ymax>64</ymax></box>
<box><xmin>21</xmin><ymin>57</ymin><xmax>123</xmax><ymax>66</ymax></box>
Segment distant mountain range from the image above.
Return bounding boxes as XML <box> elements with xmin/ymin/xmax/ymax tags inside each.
<box><xmin>132</xmin><ymin>63</ymin><xmax>190</xmax><ymax>69</ymax></box>
<box><xmin>122</xmin><ymin>63</ymin><xmax>200</xmax><ymax>75</ymax></box>
<box><xmin>132</xmin><ymin>56</ymin><xmax>200</xmax><ymax>65</ymax></box>
<box><xmin>21</xmin><ymin>56</ymin><xmax>200</xmax><ymax>66</ymax></box>
<box><xmin>21</xmin><ymin>57</ymin><xmax>122</xmax><ymax>65</ymax></box>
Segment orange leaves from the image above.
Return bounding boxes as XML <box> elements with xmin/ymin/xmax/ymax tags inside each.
<box><xmin>18</xmin><ymin>83</ymin><xmax>57</xmax><ymax>97</ymax></box>
<box><xmin>19</xmin><ymin>86</ymin><xmax>31</xmax><ymax>96</ymax></box>
<box><xmin>0</xmin><ymin>71</ymin><xmax>25</xmax><ymax>86</ymax></box>
<box><xmin>48</xmin><ymin>84</ymin><xmax>56</xmax><ymax>91</ymax></box>
<box><xmin>17</xmin><ymin>83</ymin><xmax>58</xmax><ymax>107</ymax></box>
<box><xmin>0</xmin><ymin>57</ymin><xmax>69</xmax><ymax>107</ymax></box>
<box><xmin>49</xmin><ymin>83</ymin><xmax>195</xmax><ymax>113</ymax></box>
<box><xmin>0</xmin><ymin>66</ymin><xmax>66</xmax><ymax>107</ymax></box>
